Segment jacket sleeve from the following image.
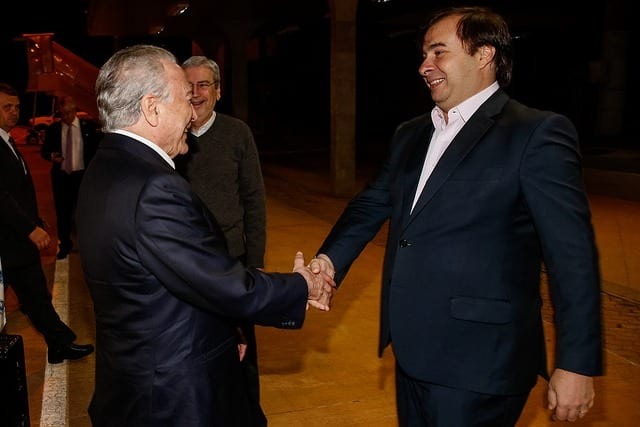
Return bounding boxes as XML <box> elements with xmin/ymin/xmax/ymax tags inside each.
<box><xmin>520</xmin><ymin>112</ymin><xmax>603</xmax><ymax>376</ymax></box>
<box><xmin>40</xmin><ymin>122</ymin><xmax>59</xmax><ymax>161</ymax></box>
<box><xmin>135</xmin><ymin>173</ymin><xmax>308</xmax><ymax>328</ymax></box>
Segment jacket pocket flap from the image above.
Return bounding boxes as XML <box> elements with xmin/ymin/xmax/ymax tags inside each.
<box><xmin>450</xmin><ymin>296</ymin><xmax>511</xmax><ymax>324</ymax></box>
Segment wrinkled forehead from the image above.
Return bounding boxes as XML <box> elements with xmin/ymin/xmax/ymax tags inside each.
<box><xmin>0</xmin><ymin>93</ymin><xmax>20</xmax><ymax>107</ymax></box>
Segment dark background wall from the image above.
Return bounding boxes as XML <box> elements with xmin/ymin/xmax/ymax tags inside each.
<box><xmin>1</xmin><ymin>0</ymin><xmax>634</xmax><ymax>162</ymax></box>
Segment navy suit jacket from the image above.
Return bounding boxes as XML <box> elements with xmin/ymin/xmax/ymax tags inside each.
<box><xmin>0</xmin><ymin>136</ymin><xmax>42</xmax><ymax>267</ymax></box>
<box><xmin>76</xmin><ymin>133</ymin><xmax>309</xmax><ymax>426</ymax></box>
<box><xmin>319</xmin><ymin>89</ymin><xmax>602</xmax><ymax>395</ymax></box>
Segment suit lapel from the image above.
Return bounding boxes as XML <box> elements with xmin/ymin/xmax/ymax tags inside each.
<box><xmin>1</xmin><ymin>137</ymin><xmax>27</xmax><ymax>174</ymax></box>
<box><xmin>399</xmin><ymin>124</ymin><xmax>433</xmax><ymax>228</ymax></box>
<box><xmin>405</xmin><ymin>90</ymin><xmax>509</xmax><ymax>228</ymax></box>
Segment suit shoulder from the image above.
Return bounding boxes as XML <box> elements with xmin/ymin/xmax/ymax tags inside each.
<box><xmin>393</xmin><ymin>113</ymin><xmax>431</xmax><ymax>141</ymax></box>
<box><xmin>503</xmin><ymin>99</ymin><xmax>569</xmax><ymax>124</ymax></box>
<box><xmin>396</xmin><ymin>112</ymin><xmax>431</xmax><ymax>133</ymax></box>
<box><xmin>80</xmin><ymin>118</ymin><xmax>100</xmax><ymax>132</ymax></box>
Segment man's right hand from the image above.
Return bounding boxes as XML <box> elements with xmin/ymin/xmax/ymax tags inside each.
<box><xmin>292</xmin><ymin>251</ymin><xmax>335</xmax><ymax>311</ymax></box>
<box><xmin>309</xmin><ymin>253</ymin><xmax>335</xmax><ymax>279</ymax></box>
<box><xmin>29</xmin><ymin>226</ymin><xmax>51</xmax><ymax>251</ymax></box>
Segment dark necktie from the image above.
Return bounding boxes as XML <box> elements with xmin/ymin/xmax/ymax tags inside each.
<box><xmin>7</xmin><ymin>136</ymin><xmax>27</xmax><ymax>174</ymax></box>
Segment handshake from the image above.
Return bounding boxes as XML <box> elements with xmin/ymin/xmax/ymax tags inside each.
<box><xmin>292</xmin><ymin>252</ymin><xmax>336</xmax><ymax>311</ymax></box>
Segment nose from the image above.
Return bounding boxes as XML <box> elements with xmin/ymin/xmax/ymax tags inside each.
<box><xmin>418</xmin><ymin>60</ymin><xmax>431</xmax><ymax>77</ymax></box>
<box><xmin>190</xmin><ymin>104</ymin><xmax>197</xmax><ymax>122</ymax></box>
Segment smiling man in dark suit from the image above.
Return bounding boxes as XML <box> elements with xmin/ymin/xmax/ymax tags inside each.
<box><xmin>310</xmin><ymin>6</ymin><xmax>602</xmax><ymax>426</ymax></box>
<box><xmin>0</xmin><ymin>82</ymin><xmax>94</xmax><ymax>364</ymax></box>
<box><xmin>76</xmin><ymin>45</ymin><xmax>334</xmax><ymax>427</ymax></box>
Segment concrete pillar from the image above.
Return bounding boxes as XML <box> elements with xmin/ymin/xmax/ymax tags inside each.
<box><xmin>329</xmin><ymin>0</ymin><xmax>358</xmax><ymax>196</ymax></box>
<box><xmin>227</xmin><ymin>29</ymin><xmax>250</xmax><ymax>123</ymax></box>
<box><xmin>596</xmin><ymin>0</ymin><xmax>628</xmax><ymax>140</ymax></box>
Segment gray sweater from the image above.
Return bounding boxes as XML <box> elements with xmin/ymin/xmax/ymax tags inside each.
<box><xmin>176</xmin><ymin>113</ymin><xmax>266</xmax><ymax>267</ymax></box>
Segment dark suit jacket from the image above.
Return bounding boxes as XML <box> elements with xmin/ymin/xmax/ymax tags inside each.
<box><xmin>319</xmin><ymin>89</ymin><xmax>602</xmax><ymax>395</ymax></box>
<box><xmin>0</xmin><ymin>136</ymin><xmax>43</xmax><ymax>267</ymax></box>
<box><xmin>41</xmin><ymin>118</ymin><xmax>100</xmax><ymax>170</ymax></box>
<box><xmin>76</xmin><ymin>133</ymin><xmax>309</xmax><ymax>426</ymax></box>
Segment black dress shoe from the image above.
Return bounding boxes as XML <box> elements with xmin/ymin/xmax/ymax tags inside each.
<box><xmin>48</xmin><ymin>342</ymin><xmax>95</xmax><ymax>364</ymax></box>
<box><xmin>56</xmin><ymin>242</ymin><xmax>73</xmax><ymax>259</ymax></box>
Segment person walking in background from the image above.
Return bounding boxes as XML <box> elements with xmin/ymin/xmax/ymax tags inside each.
<box><xmin>0</xmin><ymin>82</ymin><xmax>94</xmax><ymax>363</ymax></box>
<box><xmin>310</xmin><ymin>6</ymin><xmax>602</xmax><ymax>426</ymax></box>
<box><xmin>76</xmin><ymin>44</ymin><xmax>334</xmax><ymax>427</ymax></box>
<box><xmin>41</xmin><ymin>95</ymin><xmax>101</xmax><ymax>260</ymax></box>
<box><xmin>176</xmin><ymin>55</ymin><xmax>268</xmax><ymax>425</ymax></box>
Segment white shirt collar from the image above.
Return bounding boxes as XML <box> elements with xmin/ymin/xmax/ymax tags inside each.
<box><xmin>112</xmin><ymin>129</ymin><xmax>175</xmax><ymax>169</ymax></box>
<box><xmin>65</xmin><ymin>117</ymin><xmax>80</xmax><ymax>129</ymax></box>
<box><xmin>190</xmin><ymin>111</ymin><xmax>216</xmax><ymax>137</ymax></box>
<box><xmin>0</xmin><ymin>128</ymin><xmax>11</xmax><ymax>143</ymax></box>
<box><xmin>431</xmin><ymin>81</ymin><xmax>500</xmax><ymax>129</ymax></box>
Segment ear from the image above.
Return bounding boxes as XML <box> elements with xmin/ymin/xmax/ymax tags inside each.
<box><xmin>140</xmin><ymin>95</ymin><xmax>160</xmax><ymax>127</ymax></box>
<box><xmin>478</xmin><ymin>45</ymin><xmax>496</xmax><ymax>69</ymax></box>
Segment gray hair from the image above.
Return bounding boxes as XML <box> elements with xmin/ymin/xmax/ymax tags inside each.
<box><xmin>96</xmin><ymin>44</ymin><xmax>177</xmax><ymax>132</ymax></box>
<box><xmin>181</xmin><ymin>56</ymin><xmax>221</xmax><ymax>85</ymax></box>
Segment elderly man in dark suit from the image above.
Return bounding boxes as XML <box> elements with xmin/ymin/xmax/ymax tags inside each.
<box><xmin>0</xmin><ymin>82</ymin><xmax>94</xmax><ymax>363</ymax></box>
<box><xmin>41</xmin><ymin>95</ymin><xmax>101</xmax><ymax>259</ymax></box>
<box><xmin>76</xmin><ymin>45</ymin><xmax>334</xmax><ymax>427</ymax></box>
<box><xmin>310</xmin><ymin>6</ymin><xmax>602</xmax><ymax>426</ymax></box>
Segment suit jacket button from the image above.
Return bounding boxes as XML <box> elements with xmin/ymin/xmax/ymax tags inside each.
<box><xmin>399</xmin><ymin>239</ymin><xmax>411</xmax><ymax>248</ymax></box>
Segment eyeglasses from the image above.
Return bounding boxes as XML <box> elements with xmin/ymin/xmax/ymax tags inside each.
<box><xmin>190</xmin><ymin>81</ymin><xmax>217</xmax><ymax>91</ymax></box>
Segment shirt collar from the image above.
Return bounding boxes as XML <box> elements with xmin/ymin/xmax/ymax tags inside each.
<box><xmin>431</xmin><ymin>81</ymin><xmax>500</xmax><ymax>129</ymax></box>
<box><xmin>191</xmin><ymin>111</ymin><xmax>216</xmax><ymax>137</ymax></box>
<box><xmin>0</xmin><ymin>128</ymin><xmax>11</xmax><ymax>142</ymax></box>
<box><xmin>65</xmin><ymin>117</ymin><xmax>80</xmax><ymax>129</ymax></box>
<box><xmin>112</xmin><ymin>129</ymin><xmax>175</xmax><ymax>169</ymax></box>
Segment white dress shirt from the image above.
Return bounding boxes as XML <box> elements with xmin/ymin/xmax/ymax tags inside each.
<box><xmin>411</xmin><ymin>82</ymin><xmax>500</xmax><ymax>213</ymax></box>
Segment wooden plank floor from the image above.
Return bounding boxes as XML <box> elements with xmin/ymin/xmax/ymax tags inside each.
<box><xmin>4</xmin><ymin>144</ymin><xmax>639</xmax><ymax>426</ymax></box>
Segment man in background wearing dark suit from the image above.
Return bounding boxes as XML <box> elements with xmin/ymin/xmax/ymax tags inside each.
<box><xmin>41</xmin><ymin>95</ymin><xmax>100</xmax><ymax>259</ymax></box>
<box><xmin>0</xmin><ymin>82</ymin><xmax>94</xmax><ymax>363</ymax></box>
<box><xmin>310</xmin><ymin>6</ymin><xmax>602</xmax><ymax>426</ymax></box>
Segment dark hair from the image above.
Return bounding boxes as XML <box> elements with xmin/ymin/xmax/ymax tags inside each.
<box><xmin>425</xmin><ymin>6</ymin><xmax>513</xmax><ymax>87</ymax></box>
<box><xmin>0</xmin><ymin>83</ymin><xmax>19</xmax><ymax>97</ymax></box>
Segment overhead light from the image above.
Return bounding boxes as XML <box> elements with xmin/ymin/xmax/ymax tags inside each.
<box><xmin>149</xmin><ymin>25</ymin><xmax>166</xmax><ymax>35</ymax></box>
<box><xmin>168</xmin><ymin>2</ymin><xmax>190</xmax><ymax>16</ymax></box>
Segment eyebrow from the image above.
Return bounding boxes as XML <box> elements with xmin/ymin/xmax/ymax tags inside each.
<box><xmin>425</xmin><ymin>41</ymin><xmax>447</xmax><ymax>51</ymax></box>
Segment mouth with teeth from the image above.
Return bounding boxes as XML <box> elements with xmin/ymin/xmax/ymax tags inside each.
<box><xmin>426</xmin><ymin>78</ymin><xmax>445</xmax><ymax>89</ymax></box>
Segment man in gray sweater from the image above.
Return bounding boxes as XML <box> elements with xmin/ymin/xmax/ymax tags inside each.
<box><xmin>176</xmin><ymin>56</ymin><xmax>267</xmax><ymax>426</ymax></box>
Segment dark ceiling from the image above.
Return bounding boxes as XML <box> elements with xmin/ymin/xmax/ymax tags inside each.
<box><xmin>2</xmin><ymin>0</ymin><xmax>634</xmax><ymax>148</ymax></box>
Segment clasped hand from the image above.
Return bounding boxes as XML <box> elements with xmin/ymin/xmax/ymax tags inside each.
<box><xmin>292</xmin><ymin>252</ymin><xmax>336</xmax><ymax>311</ymax></box>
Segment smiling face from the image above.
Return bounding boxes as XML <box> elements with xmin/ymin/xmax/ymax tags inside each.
<box><xmin>155</xmin><ymin>60</ymin><xmax>196</xmax><ymax>158</ymax></box>
<box><xmin>184</xmin><ymin>64</ymin><xmax>220</xmax><ymax>130</ymax></box>
<box><xmin>418</xmin><ymin>14</ymin><xmax>494</xmax><ymax>113</ymax></box>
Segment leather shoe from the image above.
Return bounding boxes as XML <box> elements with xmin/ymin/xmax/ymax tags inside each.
<box><xmin>56</xmin><ymin>242</ymin><xmax>73</xmax><ymax>259</ymax></box>
<box><xmin>48</xmin><ymin>342</ymin><xmax>94</xmax><ymax>364</ymax></box>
